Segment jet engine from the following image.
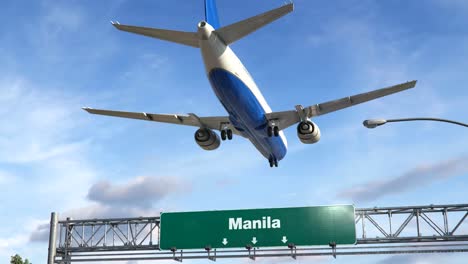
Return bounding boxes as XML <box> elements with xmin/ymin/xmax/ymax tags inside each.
<box><xmin>297</xmin><ymin>121</ymin><xmax>321</xmax><ymax>144</ymax></box>
<box><xmin>194</xmin><ymin>128</ymin><xmax>220</xmax><ymax>150</ymax></box>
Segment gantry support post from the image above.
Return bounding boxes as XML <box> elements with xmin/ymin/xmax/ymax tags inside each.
<box><xmin>47</xmin><ymin>212</ymin><xmax>58</xmax><ymax>264</ymax></box>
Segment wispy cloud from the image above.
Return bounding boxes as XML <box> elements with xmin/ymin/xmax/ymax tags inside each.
<box><xmin>0</xmin><ymin>235</ymin><xmax>29</xmax><ymax>256</ymax></box>
<box><xmin>0</xmin><ymin>77</ymin><xmax>87</xmax><ymax>163</ymax></box>
<box><xmin>87</xmin><ymin>176</ymin><xmax>189</xmax><ymax>208</ymax></box>
<box><xmin>0</xmin><ymin>76</ymin><xmax>98</xmax><ymax>208</ymax></box>
<box><xmin>29</xmin><ymin>224</ymin><xmax>49</xmax><ymax>243</ymax></box>
<box><xmin>337</xmin><ymin>156</ymin><xmax>468</xmax><ymax>202</ymax></box>
<box><xmin>30</xmin><ymin>175</ymin><xmax>189</xmax><ymax>242</ymax></box>
<box><xmin>0</xmin><ymin>171</ymin><xmax>14</xmax><ymax>185</ymax></box>
<box><xmin>0</xmin><ymin>74</ymin><xmax>105</xmax><ymax>255</ymax></box>
<box><xmin>304</xmin><ymin>7</ymin><xmax>454</xmax><ymax>120</ymax></box>
<box><xmin>25</xmin><ymin>2</ymin><xmax>86</xmax><ymax>63</ymax></box>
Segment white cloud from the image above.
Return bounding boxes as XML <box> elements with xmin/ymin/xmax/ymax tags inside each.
<box><xmin>30</xmin><ymin>175</ymin><xmax>189</xmax><ymax>242</ymax></box>
<box><xmin>29</xmin><ymin>224</ymin><xmax>49</xmax><ymax>243</ymax></box>
<box><xmin>0</xmin><ymin>235</ymin><xmax>29</xmax><ymax>256</ymax></box>
<box><xmin>307</xmin><ymin>10</ymin><xmax>468</xmax><ymax>121</ymax></box>
<box><xmin>0</xmin><ymin>171</ymin><xmax>14</xmax><ymax>185</ymax></box>
<box><xmin>87</xmin><ymin>176</ymin><xmax>190</xmax><ymax>208</ymax></box>
<box><xmin>30</xmin><ymin>2</ymin><xmax>85</xmax><ymax>63</ymax></box>
<box><xmin>337</xmin><ymin>156</ymin><xmax>468</xmax><ymax>202</ymax></box>
<box><xmin>0</xmin><ymin>75</ymin><xmax>99</xmax><ymax>255</ymax></box>
<box><xmin>0</xmin><ymin>77</ymin><xmax>88</xmax><ymax>164</ymax></box>
<box><xmin>0</xmin><ymin>76</ymin><xmax>97</xmax><ymax>204</ymax></box>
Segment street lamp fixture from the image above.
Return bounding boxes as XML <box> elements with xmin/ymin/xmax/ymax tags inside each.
<box><xmin>363</xmin><ymin>118</ymin><xmax>468</xmax><ymax>128</ymax></box>
<box><xmin>363</xmin><ymin>119</ymin><xmax>387</xmax><ymax>128</ymax></box>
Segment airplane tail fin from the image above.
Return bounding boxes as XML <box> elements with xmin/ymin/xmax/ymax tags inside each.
<box><xmin>110</xmin><ymin>0</ymin><xmax>222</xmax><ymax>48</ymax></box>
<box><xmin>205</xmin><ymin>0</ymin><xmax>220</xmax><ymax>29</ymax></box>
<box><xmin>110</xmin><ymin>1</ymin><xmax>294</xmax><ymax>47</ymax></box>
<box><xmin>215</xmin><ymin>2</ymin><xmax>294</xmax><ymax>46</ymax></box>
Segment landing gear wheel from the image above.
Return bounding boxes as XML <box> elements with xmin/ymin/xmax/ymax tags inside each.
<box><xmin>221</xmin><ymin>130</ymin><xmax>227</xmax><ymax>141</ymax></box>
<box><xmin>267</xmin><ymin>126</ymin><xmax>273</xmax><ymax>137</ymax></box>
<box><xmin>227</xmin><ymin>129</ymin><xmax>233</xmax><ymax>140</ymax></box>
<box><xmin>269</xmin><ymin>158</ymin><xmax>273</xmax><ymax>167</ymax></box>
<box><xmin>273</xmin><ymin>126</ymin><xmax>279</xmax><ymax>137</ymax></box>
<box><xmin>268</xmin><ymin>157</ymin><xmax>278</xmax><ymax>168</ymax></box>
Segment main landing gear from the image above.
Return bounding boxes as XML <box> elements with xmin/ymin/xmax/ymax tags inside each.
<box><xmin>267</xmin><ymin>125</ymin><xmax>280</xmax><ymax>137</ymax></box>
<box><xmin>268</xmin><ymin>157</ymin><xmax>278</xmax><ymax>167</ymax></box>
<box><xmin>221</xmin><ymin>129</ymin><xmax>233</xmax><ymax>141</ymax></box>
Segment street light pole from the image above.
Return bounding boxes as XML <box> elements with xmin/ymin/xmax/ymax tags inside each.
<box><xmin>363</xmin><ymin>118</ymin><xmax>468</xmax><ymax>128</ymax></box>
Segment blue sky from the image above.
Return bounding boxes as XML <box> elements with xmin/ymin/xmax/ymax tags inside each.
<box><xmin>1</xmin><ymin>0</ymin><xmax>468</xmax><ymax>263</ymax></box>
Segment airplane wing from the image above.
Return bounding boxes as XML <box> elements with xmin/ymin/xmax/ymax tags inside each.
<box><xmin>82</xmin><ymin>107</ymin><xmax>244</xmax><ymax>136</ymax></box>
<box><xmin>265</xmin><ymin>80</ymin><xmax>417</xmax><ymax>131</ymax></box>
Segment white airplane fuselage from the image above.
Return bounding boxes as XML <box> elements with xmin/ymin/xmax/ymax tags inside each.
<box><xmin>198</xmin><ymin>22</ymin><xmax>288</xmax><ymax>161</ymax></box>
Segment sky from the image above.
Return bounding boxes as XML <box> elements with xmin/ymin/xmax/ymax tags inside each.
<box><xmin>1</xmin><ymin>0</ymin><xmax>468</xmax><ymax>263</ymax></box>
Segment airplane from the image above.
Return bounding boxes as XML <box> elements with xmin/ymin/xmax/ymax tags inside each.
<box><xmin>83</xmin><ymin>0</ymin><xmax>417</xmax><ymax>167</ymax></box>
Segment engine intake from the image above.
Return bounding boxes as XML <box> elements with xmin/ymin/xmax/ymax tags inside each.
<box><xmin>194</xmin><ymin>128</ymin><xmax>220</xmax><ymax>150</ymax></box>
<box><xmin>297</xmin><ymin>121</ymin><xmax>321</xmax><ymax>144</ymax></box>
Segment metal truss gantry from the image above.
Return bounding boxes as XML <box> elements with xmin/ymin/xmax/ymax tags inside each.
<box><xmin>48</xmin><ymin>203</ymin><xmax>468</xmax><ymax>263</ymax></box>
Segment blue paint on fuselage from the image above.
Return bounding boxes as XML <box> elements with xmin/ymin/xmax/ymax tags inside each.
<box><xmin>208</xmin><ymin>68</ymin><xmax>287</xmax><ymax>161</ymax></box>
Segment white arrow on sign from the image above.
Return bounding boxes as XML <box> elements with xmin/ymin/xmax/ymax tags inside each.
<box><xmin>222</xmin><ymin>238</ymin><xmax>228</xmax><ymax>245</ymax></box>
<box><xmin>281</xmin><ymin>236</ymin><xmax>288</xmax><ymax>243</ymax></box>
<box><xmin>251</xmin><ymin>237</ymin><xmax>258</xmax><ymax>244</ymax></box>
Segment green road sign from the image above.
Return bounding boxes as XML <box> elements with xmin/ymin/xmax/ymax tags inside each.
<box><xmin>160</xmin><ymin>205</ymin><xmax>356</xmax><ymax>250</ymax></box>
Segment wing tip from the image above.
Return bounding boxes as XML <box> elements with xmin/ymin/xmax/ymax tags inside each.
<box><xmin>82</xmin><ymin>107</ymin><xmax>93</xmax><ymax>113</ymax></box>
<box><xmin>110</xmin><ymin>20</ymin><xmax>121</xmax><ymax>29</ymax></box>
<box><xmin>281</xmin><ymin>1</ymin><xmax>294</xmax><ymax>12</ymax></box>
<box><xmin>408</xmin><ymin>80</ymin><xmax>417</xmax><ymax>88</ymax></box>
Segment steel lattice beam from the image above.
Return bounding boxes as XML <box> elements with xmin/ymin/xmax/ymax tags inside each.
<box><xmin>49</xmin><ymin>204</ymin><xmax>468</xmax><ymax>263</ymax></box>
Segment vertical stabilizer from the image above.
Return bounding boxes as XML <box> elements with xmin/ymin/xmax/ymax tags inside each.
<box><xmin>205</xmin><ymin>0</ymin><xmax>220</xmax><ymax>29</ymax></box>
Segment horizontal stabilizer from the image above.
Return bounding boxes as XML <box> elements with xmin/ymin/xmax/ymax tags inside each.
<box><xmin>215</xmin><ymin>3</ymin><xmax>294</xmax><ymax>45</ymax></box>
<box><xmin>112</xmin><ymin>22</ymin><xmax>199</xmax><ymax>48</ymax></box>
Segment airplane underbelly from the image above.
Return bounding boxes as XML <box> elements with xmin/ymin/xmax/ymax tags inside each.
<box><xmin>208</xmin><ymin>68</ymin><xmax>287</xmax><ymax>160</ymax></box>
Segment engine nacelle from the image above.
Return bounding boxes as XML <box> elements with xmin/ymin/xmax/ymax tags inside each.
<box><xmin>194</xmin><ymin>128</ymin><xmax>220</xmax><ymax>151</ymax></box>
<box><xmin>297</xmin><ymin>121</ymin><xmax>321</xmax><ymax>144</ymax></box>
